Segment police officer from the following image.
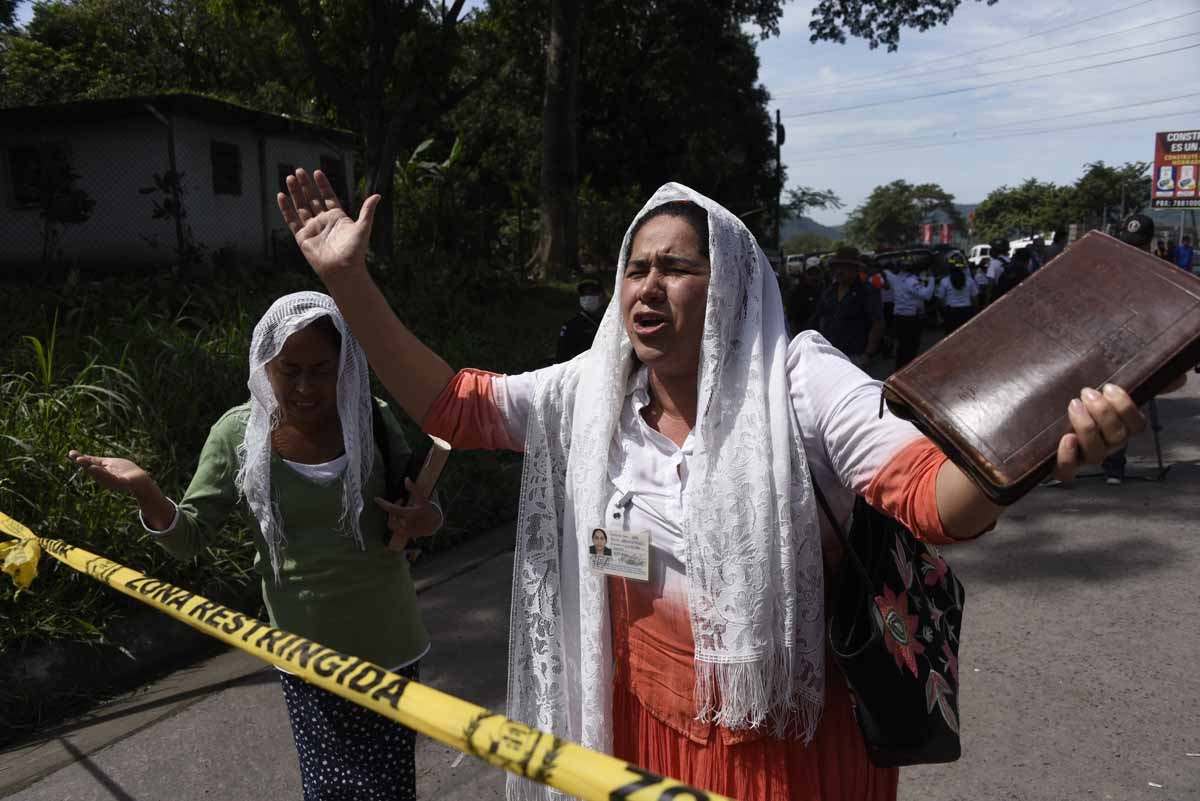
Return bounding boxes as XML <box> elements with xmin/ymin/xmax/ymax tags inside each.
<box><xmin>557</xmin><ymin>278</ymin><xmax>606</xmax><ymax>362</ymax></box>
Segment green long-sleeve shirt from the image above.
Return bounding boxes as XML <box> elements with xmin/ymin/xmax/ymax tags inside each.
<box><xmin>153</xmin><ymin>400</ymin><xmax>429</xmax><ymax>667</ymax></box>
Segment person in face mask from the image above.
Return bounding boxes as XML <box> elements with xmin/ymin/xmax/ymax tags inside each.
<box><xmin>557</xmin><ymin>278</ymin><xmax>607</xmax><ymax>362</ymax></box>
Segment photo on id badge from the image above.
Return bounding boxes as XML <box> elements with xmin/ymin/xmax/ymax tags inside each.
<box><xmin>588</xmin><ymin>527</ymin><xmax>649</xmax><ymax>582</ymax></box>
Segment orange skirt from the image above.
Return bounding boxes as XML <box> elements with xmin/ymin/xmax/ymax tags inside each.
<box><xmin>611</xmin><ymin>669</ymin><xmax>897</xmax><ymax>801</ymax></box>
<box><xmin>609</xmin><ymin>577</ymin><xmax>897</xmax><ymax>801</ymax></box>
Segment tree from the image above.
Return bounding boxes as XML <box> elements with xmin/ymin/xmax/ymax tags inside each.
<box><xmin>842</xmin><ymin>179</ymin><xmax>961</xmax><ymax>249</ymax></box>
<box><xmin>271</xmin><ymin>0</ymin><xmax>483</xmax><ymax>270</ymax></box>
<box><xmin>530</xmin><ymin>0</ymin><xmax>582</xmax><ymax>281</ymax></box>
<box><xmin>528</xmin><ymin>0</ymin><xmax>790</xmax><ymax>279</ymax></box>
<box><xmin>0</xmin><ymin>0</ymin><xmax>293</xmax><ymax>110</ymax></box>
<box><xmin>1071</xmin><ymin>160</ymin><xmax>1150</xmax><ymax>230</ymax></box>
<box><xmin>785</xmin><ymin>187</ymin><xmax>842</xmax><ymax>220</ymax></box>
<box><xmin>1</xmin><ymin>0</ymin><xmax>15</xmax><ymax>29</ymax></box>
<box><xmin>809</xmin><ymin>0</ymin><xmax>999</xmax><ymax>50</ymax></box>
<box><xmin>972</xmin><ymin>178</ymin><xmax>1074</xmax><ymax>242</ymax></box>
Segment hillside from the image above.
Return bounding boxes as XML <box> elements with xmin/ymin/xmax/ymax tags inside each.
<box><xmin>780</xmin><ymin>215</ymin><xmax>842</xmax><ymax>243</ymax></box>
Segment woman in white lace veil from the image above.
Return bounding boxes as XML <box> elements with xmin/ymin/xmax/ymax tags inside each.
<box><xmin>279</xmin><ymin>168</ymin><xmax>1161</xmax><ymax>801</ymax></box>
<box><xmin>70</xmin><ymin>292</ymin><xmax>443</xmax><ymax>801</ymax></box>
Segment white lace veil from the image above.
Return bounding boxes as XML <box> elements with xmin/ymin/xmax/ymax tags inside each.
<box><xmin>507</xmin><ymin>183</ymin><xmax>824</xmax><ymax>800</ymax></box>
<box><xmin>235</xmin><ymin>291</ymin><xmax>374</xmax><ymax>581</ymax></box>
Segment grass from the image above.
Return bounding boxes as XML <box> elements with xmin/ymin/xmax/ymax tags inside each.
<box><xmin>0</xmin><ymin>266</ymin><xmax>579</xmax><ymax>654</ymax></box>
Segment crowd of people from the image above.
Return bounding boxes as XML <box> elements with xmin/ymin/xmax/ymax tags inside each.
<box><xmin>780</xmin><ymin>238</ymin><xmax>1040</xmax><ymax>373</ymax></box>
<box><xmin>771</xmin><ymin>222</ymin><xmax>1196</xmax><ymax>377</ymax></box>
<box><xmin>66</xmin><ymin>168</ymin><xmax>1186</xmax><ymax>801</ymax></box>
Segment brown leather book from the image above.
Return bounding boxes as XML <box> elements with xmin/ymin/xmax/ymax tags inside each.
<box><xmin>883</xmin><ymin>231</ymin><xmax>1200</xmax><ymax>505</ymax></box>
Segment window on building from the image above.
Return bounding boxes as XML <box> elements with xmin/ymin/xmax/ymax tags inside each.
<box><xmin>6</xmin><ymin>141</ymin><xmax>72</xmax><ymax>208</ymax></box>
<box><xmin>211</xmin><ymin>141</ymin><xmax>242</xmax><ymax>195</ymax></box>
<box><xmin>319</xmin><ymin>155</ymin><xmax>348</xmax><ymax>201</ymax></box>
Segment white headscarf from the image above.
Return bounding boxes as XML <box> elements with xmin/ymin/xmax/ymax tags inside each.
<box><xmin>235</xmin><ymin>292</ymin><xmax>374</xmax><ymax>581</ymax></box>
<box><xmin>507</xmin><ymin>184</ymin><xmax>824</xmax><ymax>800</ymax></box>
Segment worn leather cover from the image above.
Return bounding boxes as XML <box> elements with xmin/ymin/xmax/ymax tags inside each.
<box><xmin>883</xmin><ymin>231</ymin><xmax>1200</xmax><ymax>505</ymax></box>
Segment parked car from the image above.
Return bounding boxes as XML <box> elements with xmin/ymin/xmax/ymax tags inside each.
<box><xmin>784</xmin><ymin>253</ymin><xmax>807</xmax><ymax>276</ymax></box>
<box><xmin>1008</xmin><ymin>237</ymin><xmax>1035</xmax><ymax>255</ymax></box>
<box><xmin>784</xmin><ymin>250</ymin><xmax>834</xmax><ymax>276</ymax></box>
<box><xmin>968</xmin><ymin>244</ymin><xmax>991</xmax><ymax>267</ymax></box>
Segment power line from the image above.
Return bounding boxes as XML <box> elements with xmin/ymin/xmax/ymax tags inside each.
<box><xmin>780</xmin><ymin>42</ymin><xmax>1200</xmax><ymax>119</ymax></box>
<box><xmin>803</xmin><ymin>30</ymin><xmax>1200</xmax><ymax>100</ymax></box>
<box><xmin>773</xmin><ymin>8</ymin><xmax>1200</xmax><ymax>100</ymax></box>
<box><xmin>788</xmin><ymin>110</ymin><xmax>1197</xmax><ymax>164</ymax></box>
<box><xmin>781</xmin><ymin>0</ymin><xmax>1160</xmax><ymax>95</ymax></box>
<box><xmin>789</xmin><ymin>92</ymin><xmax>1200</xmax><ymax>158</ymax></box>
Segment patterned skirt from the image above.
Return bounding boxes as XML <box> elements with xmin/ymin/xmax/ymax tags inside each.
<box><xmin>279</xmin><ymin>662</ymin><xmax>420</xmax><ymax>801</ymax></box>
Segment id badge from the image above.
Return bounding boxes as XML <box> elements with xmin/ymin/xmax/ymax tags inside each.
<box><xmin>586</xmin><ymin>527</ymin><xmax>649</xmax><ymax>582</ymax></box>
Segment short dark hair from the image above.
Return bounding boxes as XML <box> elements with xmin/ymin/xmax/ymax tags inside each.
<box><xmin>629</xmin><ymin>201</ymin><xmax>710</xmax><ymax>260</ymax></box>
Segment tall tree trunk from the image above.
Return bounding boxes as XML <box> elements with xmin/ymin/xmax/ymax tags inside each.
<box><xmin>531</xmin><ymin>0</ymin><xmax>582</xmax><ymax>282</ymax></box>
<box><xmin>363</xmin><ymin>108</ymin><xmax>398</xmax><ymax>278</ymax></box>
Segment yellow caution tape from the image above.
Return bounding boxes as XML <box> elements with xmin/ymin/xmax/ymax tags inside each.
<box><xmin>0</xmin><ymin>511</ymin><xmax>733</xmax><ymax>801</ymax></box>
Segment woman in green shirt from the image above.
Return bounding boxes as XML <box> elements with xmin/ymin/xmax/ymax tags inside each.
<box><xmin>69</xmin><ymin>291</ymin><xmax>439</xmax><ymax>801</ymax></box>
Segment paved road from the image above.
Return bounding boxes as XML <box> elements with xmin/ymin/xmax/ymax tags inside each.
<box><xmin>4</xmin><ymin>380</ymin><xmax>1199</xmax><ymax>801</ymax></box>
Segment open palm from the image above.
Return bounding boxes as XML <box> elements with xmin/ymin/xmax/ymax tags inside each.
<box><xmin>277</xmin><ymin>168</ymin><xmax>381</xmax><ymax>278</ymax></box>
<box><xmin>68</xmin><ymin>450</ymin><xmax>150</xmax><ymax>495</ymax></box>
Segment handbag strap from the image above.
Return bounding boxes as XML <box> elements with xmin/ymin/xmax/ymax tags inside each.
<box><xmin>809</xmin><ymin>476</ymin><xmax>874</xmax><ymax>588</ymax></box>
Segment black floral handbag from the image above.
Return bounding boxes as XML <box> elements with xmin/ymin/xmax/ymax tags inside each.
<box><xmin>811</xmin><ymin>482</ymin><xmax>965</xmax><ymax>768</ymax></box>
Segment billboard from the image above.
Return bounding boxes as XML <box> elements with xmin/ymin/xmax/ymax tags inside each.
<box><xmin>1151</xmin><ymin>129</ymin><xmax>1200</xmax><ymax>209</ymax></box>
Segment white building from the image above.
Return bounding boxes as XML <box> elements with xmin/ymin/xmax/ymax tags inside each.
<box><xmin>0</xmin><ymin>94</ymin><xmax>356</xmax><ymax>272</ymax></box>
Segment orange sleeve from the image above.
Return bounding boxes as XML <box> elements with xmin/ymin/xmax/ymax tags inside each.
<box><xmin>863</xmin><ymin>438</ymin><xmax>955</xmax><ymax>545</ymax></box>
<box><xmin>421</xmin><ymin>369</ymin><xmax>520</xmax><ymax>452</ymax></box>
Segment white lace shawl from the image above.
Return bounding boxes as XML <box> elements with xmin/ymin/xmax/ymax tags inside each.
<box><xmin>506</xmin><ymin>184</ymin><xmax>824</xmax><ymax>800</ymax></box>
<box><xmin>235</xmin><ymin>292</ymin><xmax>374</xmax><ymax>581</ymax></box>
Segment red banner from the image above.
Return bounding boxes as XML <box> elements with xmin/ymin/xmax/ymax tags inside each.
<box><xmin>1152</xmin><ymin>129</ymin><xmax>1200</xmax><ymax>209</ymax></box>
<box><xmin>921</xmin><ymin>223</ymin><xmax>933</xmax><ymax>245</ymax></box>
<box><xmin>939</xmin><ymin>223</ymin><xmax>951</xmax><ymax>244</ymax></box>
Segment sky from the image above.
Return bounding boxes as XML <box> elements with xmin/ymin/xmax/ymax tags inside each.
<box><xmin>14</xmin><ymin>0</ymin><xmax>1199</xmax><ymax>226</ymax></box>
<box><xmin>756</xmin><ymin>0</ymin><xmax>1200</xmax><ymax>224</ymax></box>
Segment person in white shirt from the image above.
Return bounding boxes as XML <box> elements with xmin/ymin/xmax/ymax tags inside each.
<box><xmin>882</xmin><ymin>258</ymin><xmax>935</xmax><ymax>370</ymax></box>
<box><xmin>984</xmin><ymin>238</ymin><xmax>1010</xmax><ymax>305</ymax></box>
<box><xmin>935</xmin><ymin>252</ymin><xmax>978</xmax><ymax>334</ymax></box>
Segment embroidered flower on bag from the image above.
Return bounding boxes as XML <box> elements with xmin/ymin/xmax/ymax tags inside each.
<box><xmin>873</xmin><ymin>585</ymin><xmax>925</xmax><ymax>677</ymax></box>
<box><xmin>920</xmin><ymin>550</ymin><xmax>949</xmax><ymax>587</ymax></box>
<box><xmin>941</xmin><ymin>641</ymin><xmax>959</xmax><ymax>684</ymax></box>
<box><xmin>892</xmin><ymin>541</ymin><xmax>915</xmax><ymax>588</ymax></box>
<box><xmin>925</xmin><ymin>669</ymin><xmax>960</xmax><ymax>734</ymax></box>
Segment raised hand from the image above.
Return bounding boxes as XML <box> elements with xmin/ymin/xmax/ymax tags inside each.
<box><xmin>68</xmin><ymin>450</ymin><xmax>152</xmax><ymax>495</ymax></box>
<box><xmin>276</xmin><ymin>168</ymin><xmax>381</xmax><ymax>278</ymax></box>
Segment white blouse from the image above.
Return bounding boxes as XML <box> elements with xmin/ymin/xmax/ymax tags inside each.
<box><xmin>884</xmin><ymin>270</ymin><xmax>936</xmax><ymax>317</ymax></box>
<box><xmin>491</xmin><ymin>332</ymin><xmax>924</xmax><ymax>591</ymax></box>
<box><xmin>936</xmin><ymin>274</ymin><xmax>979</xmax><ymax>308</ymax></box>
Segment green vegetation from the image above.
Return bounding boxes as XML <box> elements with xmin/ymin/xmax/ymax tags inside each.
<box><xmin>971</xmin><ymin>161</ymin><xmax>1152</xmax><ymax>242</ymax></box>
<box><xmin>843</xmin><ymin>180</ymin><xmax>964</xmax><ymax>250</ymax></box>
<box><xmin>0</xmin><ymin>268</ymin><xmax>576</xmax><ymax>653</ymax></box>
